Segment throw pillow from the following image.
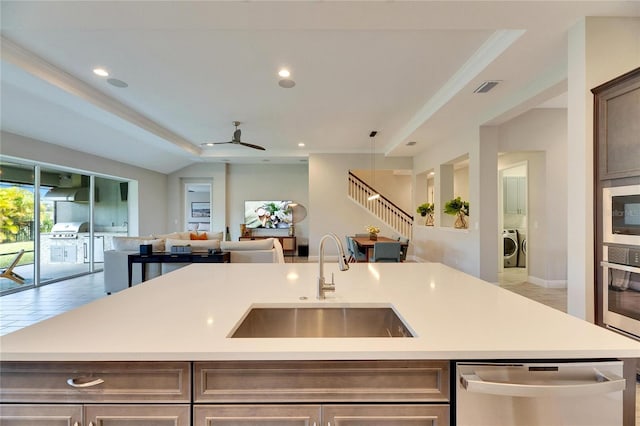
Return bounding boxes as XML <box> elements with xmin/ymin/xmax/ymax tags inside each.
<box><xmin>190</xmin><ymin>232</ymin><xmax>208</xmax><ymax>240</ymax></box>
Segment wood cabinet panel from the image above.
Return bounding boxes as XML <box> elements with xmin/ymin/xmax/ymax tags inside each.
<box><xmin>0</xmin><ymin>362</ymin><xmax>191</xmax><ymax>403</ymax></box>
<box><xmin>323</xmin><ymin>404</ymin><xmax>449</xmax><ymax>426</ymax></box>
<box><xmin>194</xmin><ymin>405</ymin><xmax>321</xmax><ymax>426</ymax></box>
<box><xmin>195</xmin><ymin>360</ymin><xmax>449</xmax><ymax>403</ymax></box>
<box><xmin>0</xmin><ymin>404</ymin><xmax>82</xmax><ymax>425</ymax></box>
<box><xmin>85</xmin><ymin>404</ymin><xmax>190</xmax><ymax>426</ymax></box>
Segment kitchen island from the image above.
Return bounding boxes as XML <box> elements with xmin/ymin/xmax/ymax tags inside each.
<box><xmin>2</xmin><ymin>262</ymin><xmax>640</xmax><ymax>425</ymax></box>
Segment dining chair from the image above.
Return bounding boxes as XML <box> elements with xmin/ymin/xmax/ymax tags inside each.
<box><xmin>370</xmin><ymin>242</ymin><xmax>401</xmax><ymax>263</ymax></box>
<box><xmin>0</xmin><ymin>249</ymin><xmax>26</xmax><ymax>284</ymax></box>
<box><xmin>398</xmin><ymin>237</ymin><xmax>410</xmax><ymax>262</ymax></box>
<box><xmin>346</xmin><ymin>236</ymin><xmax>367</xmax><ymax>263</ymax></box>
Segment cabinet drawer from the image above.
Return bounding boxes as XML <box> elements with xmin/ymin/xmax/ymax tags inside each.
<box><xmin>195</xmin><ymin>360</ymin><xmax>449</xmax><ymax>403</ymax></box>
<box><xmin>0</xmin><ymin>361</ymin><xmax>191</xmax><ymax>403</ymax></box>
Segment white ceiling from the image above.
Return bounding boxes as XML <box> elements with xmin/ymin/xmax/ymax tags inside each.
<box><xmin>1</xmin><ymin>1</ymin><xmax>638</xmax><ymax>174</ymax></box>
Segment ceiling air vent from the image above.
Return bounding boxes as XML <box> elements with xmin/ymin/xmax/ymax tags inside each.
<box><xmin>474</xmin><ymin>80</ymin><xmax>501</xmax><ymax>93</ymax></box>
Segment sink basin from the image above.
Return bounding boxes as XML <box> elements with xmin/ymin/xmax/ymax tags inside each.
<box><xmin>230</xmin><ymin>305</ymin><xmax>414</xmax><ymax>338</ymax></box>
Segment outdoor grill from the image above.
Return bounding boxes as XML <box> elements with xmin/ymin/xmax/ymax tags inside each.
<box><xmin>50</xmin><ymin>222</ymin><xmax>88</xmax><ymax>239</ymax></box>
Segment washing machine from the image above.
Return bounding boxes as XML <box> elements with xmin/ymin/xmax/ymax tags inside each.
<box><xmin>517</xmin><ymin>230</ymin><xmax>527</xmax><ymax>268</ymax></box>
<box><xmin>503</xmin><ymin>229</ymin><xmax>519</xmax><ymax>268</ymax></box>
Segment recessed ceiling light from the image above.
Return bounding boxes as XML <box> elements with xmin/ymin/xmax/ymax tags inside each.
<box><xmin>278</xmin><ymin>68</ymin><xmax>290</xmax><ymax>78</ymax></box>
<box><xmin>201</xmin><ymin>142</ymin><xmax>215</xmax><ymax>147</ymax></box>
<box><xmin>93</xmin><ymin>68</ymin><xmax>109</xmax><ymax>77</ymax></box>
<box><xmin>298</xmin><ymin>143</ymin><xmax>305</xmax><ymax>147</ymax></box>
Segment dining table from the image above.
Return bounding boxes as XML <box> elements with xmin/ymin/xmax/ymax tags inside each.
<box><xmin>352</xmin><ymin>236</ymin><xmax>406</xmax><ymax>262</ymax></box>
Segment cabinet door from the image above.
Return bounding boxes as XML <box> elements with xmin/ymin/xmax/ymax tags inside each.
<box><xmin>503</xmin><ymin>177</ymin><xmax>519</xmax><ymax>214</ymax></box>
<box><xmin>85</xmin><ymin>404</ymin><xmax>190</xmax><ymax>426</ymax></box>
<box><xmin>0</xmin><ymin>404</ymin><xmax>82</xmax><ymax>425</ymax></box>
<box><xmin>323</xmin><ymin>404</ymin><xmax>449</xmax><ymax>426</ymax></box>
<box><xmin>194</xmin><ymin>405</ymin><xmax>321</xmax><ymax>426</ymax></box>
<box><xmin>517</xmin><ymin>176</ymin><xmax>527</xmax><ymax>214</ymax></box>
<box><xmin>281</xmin><ymin>237</ymin><xmax>296</xmax><ymax>253</ymax></box>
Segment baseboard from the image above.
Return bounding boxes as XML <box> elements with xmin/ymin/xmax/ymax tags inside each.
<box><xmin>527</xmin><ymin>275</ymin><xmax>567</xmax><ymax>289</ymax></box>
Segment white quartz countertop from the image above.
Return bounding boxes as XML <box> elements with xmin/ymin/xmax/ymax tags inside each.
<box><xmin>2</xmin><ymin>262</ymin><xmax>640</xmax><ymax>361</ymax></box>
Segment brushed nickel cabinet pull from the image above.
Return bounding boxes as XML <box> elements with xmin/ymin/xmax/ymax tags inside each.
<box><xmin>66</xmin><ymin>377</ymin><xmax>105</xmax><ymax>388</ymax></box>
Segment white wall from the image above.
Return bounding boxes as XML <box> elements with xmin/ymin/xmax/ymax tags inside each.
<box><xmin>567</xmin><ymin>17</ymin><xmax>640</xmax><ymax>320</ymax></box>
<box><xmin>1</xmin><ymin>131</ymin><xmax>168</xmax><ymax>236</ymax></box>
<box><xmin>309</xmin><ymin>154</ymin><xmax>413</xmax><ymax>258</ymax></box>
<box><xmin>498</xmin><ymin>108</ymin><xmax>568</xmax><ymax>286</ymax></box>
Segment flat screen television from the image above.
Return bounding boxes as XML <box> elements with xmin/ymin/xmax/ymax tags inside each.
<box><xmin>244</xmin><ymin>200</ymin><xmax>293</xmax><ymax>229</ymax></box>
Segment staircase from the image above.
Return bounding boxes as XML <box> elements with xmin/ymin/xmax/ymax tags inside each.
<box><xmin>348</xmin><ymin>171</ymin><xmax>413</xmax><ymax>238</ymax></box>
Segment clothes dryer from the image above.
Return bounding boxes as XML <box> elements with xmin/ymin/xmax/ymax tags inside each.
<box><xmin>503</xmin><ymin>229</ymin><xmax>519</xmax><ymax>268</ymax></box>
<box><xmin>517</xmin><ymin>231</ymin><xmax>527</xmax><ymax>268</ymax></box>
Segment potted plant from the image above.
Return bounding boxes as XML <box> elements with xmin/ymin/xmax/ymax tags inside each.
<box><xmin>365</xmin><ymin>225</ymin><xmax>381</xmax><ymax>240</ymax></box>
<box><xmin>444</xmin><ymin>197</ymin><xmax>469</xmax><ymax>229</ymax></box>
<box><xmin>416</xmin><ymin>203</ymin><xmax>435</xmax><ymax>226</ymax></box>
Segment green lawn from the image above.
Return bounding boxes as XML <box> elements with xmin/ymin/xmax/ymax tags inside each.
<box><xmin>0</xmin><ymin>241</ymin><xmax>35</xmax><ymax>268</ymax></box>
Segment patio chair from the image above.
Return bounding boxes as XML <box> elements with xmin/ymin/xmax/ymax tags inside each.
<box><xmin>1</xmin><ymin>249</ymin><xmax>26</xmax><ymax>284</ymax></box>
<box><xmin>371</xmin><ymin>242</ymin><xmax>401</xmax><ymax>263</ymax></box>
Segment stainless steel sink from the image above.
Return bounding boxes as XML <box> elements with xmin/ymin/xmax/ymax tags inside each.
<box><xmin>230</xmin><ymin>305</ymin><xmax>414</xmax><ymax>338</ymax></box>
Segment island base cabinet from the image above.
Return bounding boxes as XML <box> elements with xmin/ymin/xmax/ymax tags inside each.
<box><xmin>194</xmin><ymin>404</ymin><xmax>449</xmax><ymax>426</ymax></box>
<box><xmin>0</xmin><ymin>404</ymin><xmax>190</xmax><ymax>426</ymax></box>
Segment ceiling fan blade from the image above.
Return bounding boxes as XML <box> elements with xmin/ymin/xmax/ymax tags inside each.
<box><xmin>238</xmin><ymin>141</ymin><xmax>266</xmax><ymax>151</ymax></box>
<box><xmin>212</xmin><ymin>141</ymin><xmax>233</xmax><ymax>145</ymax></box>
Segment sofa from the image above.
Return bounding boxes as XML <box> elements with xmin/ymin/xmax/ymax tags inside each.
<box><xmin>104</xmin><ymin>231</ymin><xmax>284</xmax><ymax>294</ymax></box>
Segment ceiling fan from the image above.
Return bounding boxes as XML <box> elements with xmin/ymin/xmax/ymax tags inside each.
<box><xmin>201</xmin><ymin>121</ymin><xmax>266</xmax><ymax>151</ymax></box>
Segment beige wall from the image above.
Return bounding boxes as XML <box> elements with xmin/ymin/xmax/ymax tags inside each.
<box><xmin>567</xmin><ymin>17</ymin><xmax>640</xmax><ymax>320</ymax></box>
<box><xmin>309</xmin><ymin>154</ymin><xmax>413</xmax><ymax>258</ymax></box>
<box><xmin>1</xmin><ymin>131</ymin><xmax>168</xmax><ymax>236</ymax></box>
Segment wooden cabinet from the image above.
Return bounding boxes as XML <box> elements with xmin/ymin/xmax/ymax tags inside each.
<box><xmin>239</xmin><ymin>235</ymin><xmax>297</xmax><ymax>255</ymax></box>
<box><xmin>1</xmin><ymin>360</ymin><xmax>449</xmax><ymax>426</ymax></box>
<box><xmin>194</xmin><ymin>360</ymin><xmax>449</xmax><ymax>403</ymax></box>
<box><xmin>323</xmin><ymin>404</ymin><xmax>449</xmax><ymax>425</ymax></box>
<box><xmin>195</xmin><ymin>404</ymin><xmax>448</xmax><ymax>426</ymax></box>
<box><xmin>503</xmin><ymin>176</ymin><xmax>526</xmax><ymax>215</ymax></box>
<box><xmin>593</xmin><ymin>67</ymin><xmax>640</xmax><ymax>180</ymax></box>
<box><xmin>194</xmin><ymin>404</ymin><xmax>322</xmax><ymax>425</ymax></box>
<box><xmin>0</xmin><ymin>403</ymin><xmax>190</xmax><ymax>426</ymax></box>
<box><xmin>0</xmin><ymin>404</ymin><xmax>82</xmax><ymax>425</ymax></box>
<box><xmin>0</xmin><ymin>361</ymin><xmax>191</xmax><ymax>425</ymax></box>
<box><xmin>85</xmin><ymin>404</ymin><xmax>190</xmax><ymax>425</ymax></box>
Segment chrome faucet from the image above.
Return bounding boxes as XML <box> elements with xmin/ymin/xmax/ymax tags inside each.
<box><xmin>317</xmin><ymin>233</ymin><xmax>350</xmax><ymax>299</ymax></box>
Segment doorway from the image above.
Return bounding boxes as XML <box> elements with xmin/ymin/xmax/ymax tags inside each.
<box><xmin>499</xmin><ymin>162</ymin><xmax>528</xmax><ymax>284</ymax></box>
<box><xmin>184</xmin><ymin>181</ymin><xmax>212</xmax><ymax>233</ymax></box>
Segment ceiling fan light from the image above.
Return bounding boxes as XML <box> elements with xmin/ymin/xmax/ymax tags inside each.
<box><xmin>278</xmin><ymin>69</ymin><xmax>290</xmax><ymax>78</ymax></box>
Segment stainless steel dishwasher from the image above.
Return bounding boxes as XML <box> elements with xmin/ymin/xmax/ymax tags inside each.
<box><xmin>456</xmin><ymin>361</ymin><xmax>625</xmax><ymax>426</ymax></box>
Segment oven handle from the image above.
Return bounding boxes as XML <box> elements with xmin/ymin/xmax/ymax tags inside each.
<box><xmin>601</xmin><ymin>261</ymin><xmax>640</xmax><ymax>274</ymax></box>
<box><xmin>460</xmin><ymin>369</ymin><xmax>625</xmax><ymax>398</ymax></box>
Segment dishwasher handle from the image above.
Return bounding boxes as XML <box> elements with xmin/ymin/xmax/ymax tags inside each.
<box><xmin>460</xmin><ymin>369</ymin><xmax>625</xmax><ymax>398</ymax></box>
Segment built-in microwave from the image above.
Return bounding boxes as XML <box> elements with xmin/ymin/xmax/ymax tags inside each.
<box><xmin>603</xmin><ymin>184</ymin><xmax>640</xmax><ymax>245</ymax></box>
